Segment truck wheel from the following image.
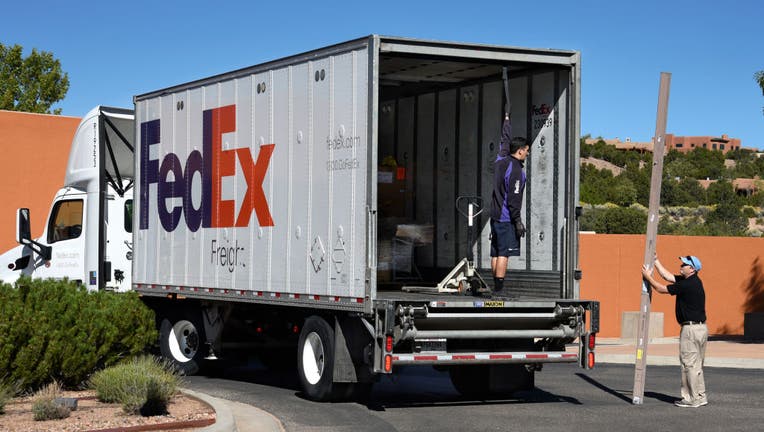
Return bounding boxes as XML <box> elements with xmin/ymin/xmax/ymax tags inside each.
<box><xmin>448</xmin><ymin>365</ymin><xmax>489</xmax><ymax>398</ymax></box>
<box><xmin>297</xmin><ymin>316</ymin><xmax>336</xmax><ymax>401</ymax></box>
<box><xmin>159</xmin><ymin>316</ymin><xmax>206</xmax><ymax>375</ymax></box>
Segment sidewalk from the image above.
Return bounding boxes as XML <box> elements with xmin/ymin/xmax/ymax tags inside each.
<box><xmin>183</xmin><ymin>389</ymin><xmax>284</xmax><ymax>432</ymax></box>
<box><xmin>595</xmin><ymin>336</ymin><xmax>764</xmax><ymax>369</ymax></box>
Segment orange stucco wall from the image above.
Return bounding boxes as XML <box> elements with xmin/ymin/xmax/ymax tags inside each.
<box><xmin>0</xmin><ymin>110</ymin><xmax>80</xmax><ymax>251</ymax></box>
<box><xmin>580</xmin><ymin>234</ymin><xmax>764</xmax><ymax>337</ymax></box>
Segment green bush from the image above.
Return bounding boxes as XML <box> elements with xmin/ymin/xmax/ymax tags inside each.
<box><xmin>0</xmin><ymin>380</ymin><xmax>12</xmax><ymax>414</ymax></box>
<box><xmin>32</xmin><ymin>382</ymin><xmax>70</xmax><ymax>421</ymax></box>
<box><xmin>742</xmin><ymin>205</ymin><xmax>757</xmax><ymax>218</ymax></box>
<box><xmin>0</xmin><ymin>278</ymin><xmax>157</xmax><ymax>391</ymax></box>
<box><xmin>580</xmin><ymin>205</ymin><xmax>646</xmax><ymax>234</ymax></box>
<box><xmin>90</xmin><ymin>355</ymin><xmax>182</xmax><ymax>415</ymax></box>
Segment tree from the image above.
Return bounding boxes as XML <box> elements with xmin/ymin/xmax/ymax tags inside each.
<box><xmin>0</xmin><ymin>43</ymin><xmax>69</xmax><ymax>114</ymax></box>
<box><xmin>706</xmin><ymin>180</ymin><xmax>742</xmax><ymax>208</ymax></box>
<box><xmin>706</xmin><ymin>202</ymin><xmax>748</xmax><ymax>236</ymax></box>
<box><xmin>756</xmin><ymin>70</ymin><xmax>764</xmax><ymax>115</ymax></box>
<box><xmin>580</xmin><ymin>205</ymin><xmax>646</xmax><ymax>234</ymax></box>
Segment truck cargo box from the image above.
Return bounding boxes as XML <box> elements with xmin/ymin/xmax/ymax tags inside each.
<box><xmin>133</xmin><ymin>35</ymin><xmax>581</xmax><ymax>311</ymax></box>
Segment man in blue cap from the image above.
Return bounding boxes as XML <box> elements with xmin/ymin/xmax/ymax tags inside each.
<box><xmin>641</xmin><ymin>255</ymin><xmax>708</xmax><ymax>408</ymax></box>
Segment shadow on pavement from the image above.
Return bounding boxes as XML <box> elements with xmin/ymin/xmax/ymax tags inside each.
<box><xmin>644</xmin><ymin>391</ymin><xmax>677</xmax><ymax>404</ymax></box>
<box><xmin>575</xmin><ymin>372</ymin><xmax>632</xmax><ymax>403</ymax></box>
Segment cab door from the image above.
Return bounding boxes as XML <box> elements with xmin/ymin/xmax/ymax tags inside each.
<box><xmin>32</xmin><ymin>195</ymin><xmax>88</xmax><ymax>283</ymax></box>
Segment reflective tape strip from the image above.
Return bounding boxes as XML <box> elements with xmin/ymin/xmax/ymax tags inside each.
<box><xmin>392</xmin><ymin>352</ymin><xmax>578</xmax><ymax>363</ymax></box>
<box><xmin>134</xmin><ymin>284</ymin><xmax>364</xmax><ymax>305</ymax></box>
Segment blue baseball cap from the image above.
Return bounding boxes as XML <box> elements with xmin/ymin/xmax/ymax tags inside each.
<box><xmin>679</xmin><ymin>255</ymin><xmax>702</xmax><ymax>271</ymax></box>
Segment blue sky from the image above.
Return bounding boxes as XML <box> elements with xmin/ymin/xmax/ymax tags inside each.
<box><xmin>4</xmin><ymin>0</ymin><xmax>764</xmax><ymax>149</ymax></box>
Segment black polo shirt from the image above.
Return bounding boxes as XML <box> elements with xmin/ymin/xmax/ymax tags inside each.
<box><xmin>667</xmin><ymin>273</ymin><xmax>707</xmax><ymax>324</ymax></box>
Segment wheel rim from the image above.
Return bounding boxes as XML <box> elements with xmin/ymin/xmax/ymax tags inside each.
<box><xmin>302</xmin><ymin>331</ymin><xmax>325</xmax><ymax>385</ymax></box>
<box><xmin>168</xmin><ymin>320</ymin><xmax>199</xmax><ymax>363</ymax></box>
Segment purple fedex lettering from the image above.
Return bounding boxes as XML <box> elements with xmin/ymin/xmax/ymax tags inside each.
<box><xmin>139</xmin><ymin>120</ymin><xmax>160</xmax><ymax>230</ymax></box>
<box><xmin>139</xmin><ymin>105</ymin><xmax>275</xmax><ymax>232</ymax></box>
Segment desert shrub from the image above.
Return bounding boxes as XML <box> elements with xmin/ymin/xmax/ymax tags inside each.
<box><xmin>90</xmin><ymin>355</ymin><xmax>182</xmax><ymax>415</ymax></box>
<box><xmin>32</xmin><ymin>382</ymin><xmax>70</xmax><ymax>421</ymax></box>
<box><xmin>742</xmin><ymin>205</ymin><xmax>757</xmax><ymax>218</ymax></box>
<box><xmin>0</xmin><ymin>278</ymin><xmax>157</xmax><ymax>391</ymax></box>
<box><xmin>0</xmin><ymin>380</ymin><xmax>13</xmax><ymax>414</ymax></box>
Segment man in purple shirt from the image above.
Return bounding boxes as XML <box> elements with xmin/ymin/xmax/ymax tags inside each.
<box><xmin>490</xmin><ymin>113</ymin><xmax>529</xmax><ymax>293</ymax></box>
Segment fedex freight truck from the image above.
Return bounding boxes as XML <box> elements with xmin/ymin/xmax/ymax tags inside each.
<box><xmin>2</xmin><ymin>36</ymin><xmax>598</xmax><ymax>401</ymax></box>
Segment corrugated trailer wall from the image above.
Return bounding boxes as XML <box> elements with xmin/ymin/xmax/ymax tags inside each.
<box><xmin>134</xmin><ymin>44</ymin><xmax>370</xmax><ymax>300</ymax></box>
<box><xmin>133</xmin><ymin>36</ymin><xmax>580</xmax><ymax>302</ymax></box>
<box><xmin>378</xmin><ymin>69</ymin><xmax>572</xmax><ymax>297</ymax></box>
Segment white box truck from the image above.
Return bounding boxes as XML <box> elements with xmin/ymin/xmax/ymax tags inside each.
<box><xmin>2</xmin><ymin>35</ymin><xmax>598</xmax><ymax>401</ymax></box>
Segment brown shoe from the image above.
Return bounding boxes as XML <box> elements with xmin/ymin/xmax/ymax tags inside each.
<box><xmin>674</xmin><ymin>399</ymin><xmax>702</xmax><ymax>408</ymax></box>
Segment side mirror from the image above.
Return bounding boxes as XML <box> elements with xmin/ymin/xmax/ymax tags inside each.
<box><xmin>15</xmin><ymin>208</ymin><xmax>52</xmax><ymax>261</ymax></box>
<box><xmin>16</xmin><ymin>208</ymin><xmax>31</xmax><ymax>244</ymax></box>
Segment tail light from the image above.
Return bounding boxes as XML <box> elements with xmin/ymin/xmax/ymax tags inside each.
<box><xmin>582</xmin><ymin>333</ymin><xmax>596</xmax><ymax>369</ymax></box>
<box><xmin>384</xmin><ymin>354</ymin><xmax>392</xmax><ymax>372</ymax></box>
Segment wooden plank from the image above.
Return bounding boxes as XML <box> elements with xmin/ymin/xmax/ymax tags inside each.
<box><xmin>632</xmin><ymin>72</ymin><xmax>671</xmax><ymax>405</ymax></box>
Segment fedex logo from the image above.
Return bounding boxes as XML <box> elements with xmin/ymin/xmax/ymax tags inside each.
<box><xmin>139</xmin><ymin>105</ymin><xmax>275</xmax><ymax>232</ymax></box>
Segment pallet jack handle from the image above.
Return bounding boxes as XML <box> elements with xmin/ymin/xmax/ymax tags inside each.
<box><xmin>456</xmin><ymin>196</ymin><xmax>484</xmax><ymax>262</ymax></box>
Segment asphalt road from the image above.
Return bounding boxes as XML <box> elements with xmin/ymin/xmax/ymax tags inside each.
<box><xmin>186</xmin><ymin>361</ymin><xmax>764</xmax><ymax>432</ymax></box>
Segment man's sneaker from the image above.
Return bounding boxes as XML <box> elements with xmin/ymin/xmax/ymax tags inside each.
<box><xmin>674</xmin><ymin>399</ymin><xmax>702</xmax><ymax>408</ymax></box>
<box><xmin>697</xmin><ymin>399</ymin><xmax>708</xmax><ymax>406</ymax></box>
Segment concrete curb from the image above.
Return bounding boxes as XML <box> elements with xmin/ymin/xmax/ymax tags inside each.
<box><xmin>181</xmin><ymin>389</ymin><xmax>236</xmax><ymax>432</ymax></box>
<box><xmin>597</xmin><ymin>354</ymin><xmax>764</xmax><ymax>369</ymax></box>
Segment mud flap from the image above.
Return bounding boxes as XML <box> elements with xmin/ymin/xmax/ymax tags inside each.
<box><xmin>333</xmin><ymin>316</ymin><xmax>375</xmax><ymax>384</ymax></box>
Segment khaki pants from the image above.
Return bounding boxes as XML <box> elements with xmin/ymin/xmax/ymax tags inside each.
<box><xmin>679</xmin><ymin>323</ymin><xmax>707</xmax><ymax>403</ymax></box>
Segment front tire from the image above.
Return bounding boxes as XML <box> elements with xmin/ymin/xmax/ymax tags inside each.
<box><xmin>159</xmin><ymin>314</ymin><xmax>206</xmax><ymax>375</ymax></box>
<box><xmin>297</xmin><ymin>316</ymin><xmax>336</xmax><ymax>401</ymax></box>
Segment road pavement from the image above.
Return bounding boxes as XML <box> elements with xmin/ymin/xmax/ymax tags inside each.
<box><xmin>189</xmin><ymin>336</ymin><xmax>764</xmax><ymax>432</ymax></box>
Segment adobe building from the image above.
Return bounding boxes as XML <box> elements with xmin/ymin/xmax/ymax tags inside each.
<box><xmin>585</xmin><ymin>134</ymin><xmax>744</xmax><ymax>154</ymax></box>
<box><xmin>665</xmin><ymin>133</ymin><xmax>741</xmax><ymax>153</ymax></box>
<box><xmin>0</xmin><ymin>110</ymin><xmax>80</xmax><ymax>251</ymax></box>
<box><xmin>583</xmin><ymin>137</ymin><xmax>653</xmax><ymax>153</ymax></box>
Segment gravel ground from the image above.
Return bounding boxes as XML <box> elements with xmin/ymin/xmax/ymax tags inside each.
<box><xmin>0</xmin><ymin>389</ymin><xmax>214</xmax><ymax>432</ymax></box>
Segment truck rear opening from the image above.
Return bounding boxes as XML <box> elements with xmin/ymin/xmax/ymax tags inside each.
<box><xmin>374</xmin><ymin>39</ymin><xmax>580</xmax><ymax>299</ymax></box>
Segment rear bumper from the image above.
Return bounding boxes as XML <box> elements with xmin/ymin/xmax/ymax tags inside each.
<box><xmin>392</xmin><ymin>351</ymin><xmax>578</xmax><ymax>365</ymax></box>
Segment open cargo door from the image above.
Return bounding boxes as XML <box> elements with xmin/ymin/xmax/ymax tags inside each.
<box><xmin>373</xmin><ymin>37</ymin><xmax>581</xmax><ymax>299</ymax></box>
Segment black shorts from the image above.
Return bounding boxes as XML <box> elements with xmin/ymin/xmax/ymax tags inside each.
<box><xmin>490</xmin><ymin>220</ymin><xmax>521</xmax><ymax>257</ymax></box>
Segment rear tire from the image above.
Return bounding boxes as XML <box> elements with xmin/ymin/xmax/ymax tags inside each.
<box><xmin>449</xmin><ymin>364</ymin><xmax>534</xmax><ymax>397</ymax></box>
<box><xmin>297</xmin><ymin>316</ymin><xmax>336</xmax><ymax>401</ymax></box>
<box><xmin>159</xmin><ymin>313</ymin><xmax>206</xmax><ymax>375</ymax></box>
<box><xmin>448</xmin><ymin>365</ymin><xmax>489</xmax><ymax>397</ymax></box>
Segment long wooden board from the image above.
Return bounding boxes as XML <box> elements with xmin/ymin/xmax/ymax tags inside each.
<box><xmin>632</xmin><ymin>72</ymin><xmax>671</xmax><ymax>405</ymax></box>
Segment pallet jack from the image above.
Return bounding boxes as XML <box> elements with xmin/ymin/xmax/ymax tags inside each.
<box><xmin>402</xmin><ymin>196</ymin><xmax>489</xmax><ymax>295</ymax></box>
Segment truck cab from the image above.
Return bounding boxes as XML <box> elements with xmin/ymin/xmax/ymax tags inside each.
<box><xmin>0</xmin><ymin>106</ymin><xmax>134</xmax><ymax>291</ymax></box>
